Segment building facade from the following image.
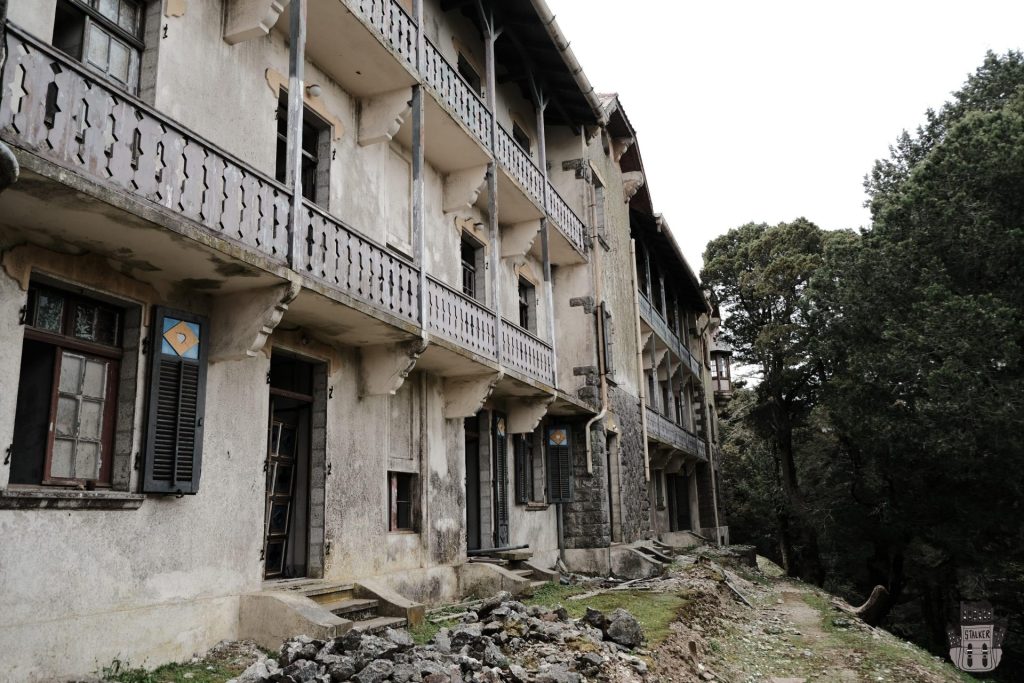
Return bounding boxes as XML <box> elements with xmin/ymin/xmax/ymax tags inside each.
<box><xmin>0</xmin><ymin>1</ymin><xmax>726</xmax><ymax>679</ymax></box>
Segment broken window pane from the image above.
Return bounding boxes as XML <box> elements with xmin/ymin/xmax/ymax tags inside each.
<box><xmin>77</xmin><ymin>441</ymin><xmax>100</xmax><ymax>479</ymax></box>
<box><xmin>59</xmin><ymin>353</ymin><xmax>84</xmax><ymax>394</ymax></box>
<box><xmin>56</xmin><ymin>396</ymin><xmax>79</xmax><ymax>438</ymax></box>
<box><xmin>82</xmin><ymin>359</ymin><xmax>107</xmax><ymax>398</ymax></box>
<box><xmin>79</xmin><ymin>400</ymin><xmax>103</xmax><ymax>440</ymax></box>
<box><xmin>51</xmin><ymin>439</ymin><xmax>75</xmax><ymax>479</ymax></box>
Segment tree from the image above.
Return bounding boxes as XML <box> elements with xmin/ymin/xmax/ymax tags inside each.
<box><xmin>811</xmin><ymin>51</ymin><xmax>1024</xmax><ymax>664</ymax></box>
<box><xmin>702</xmin><ymin>218</ymin><xmax>847</xmax><ymax>583</ymax></box>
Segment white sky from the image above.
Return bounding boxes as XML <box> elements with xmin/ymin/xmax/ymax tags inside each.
<box><xmin>548</xmin><ymin>0</ymin><xmax>1024</xmax><ymax>272</ymax></box>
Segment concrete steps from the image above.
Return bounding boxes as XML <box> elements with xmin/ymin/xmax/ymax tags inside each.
<box><xmin>352</xmin><ymin>616</ymin><xmax>408</xmax><ymax>633</ymax></box>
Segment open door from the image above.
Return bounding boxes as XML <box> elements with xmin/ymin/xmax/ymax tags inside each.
<box><xmin>492</xmin><ymin>412</ymin><xmax>509</xmax><ymax>548</ymax></box>
<box><xmin>465</xmin><ymin>416</ymin><xmax>481</xmax><ymax>552</ymax></box>
<box><xmin>666</xmin><ymin>472</ymin><xmax>691</xmax><ymax>532</ymax></box>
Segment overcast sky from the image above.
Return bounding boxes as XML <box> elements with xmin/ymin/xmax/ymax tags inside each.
<box><xmin>548</xmin><ymin>0</ymin><xmax>1024</xmax><ymax>272</ymax></box>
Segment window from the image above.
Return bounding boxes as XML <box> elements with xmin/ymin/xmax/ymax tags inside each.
<box><xmin>53</xmin><ymin>0</ymin><xmax>143</xmax><ymax>93</ymax></box>
<box><xmin>457</xmin><ymin>52</ymin><xmax>482</xmax><ymax>96</ymax></box>
<box><xmin>389</xmin><ymin>472</ymin><xmax>417</xmax><ymax>531</ymax></box>
<box><xmin>511</xmin><ymin>121</ymin><xmax>532</xmax><ymax>154</ymax></box>
<box><xmin>545</xmin><ymin>425</ymin><xmax>573</xmax><ymax>504</ymax></box>
<box><xmin>275</xmin><ymin>94</ymin><xmax>331</xmax><ymax>207</ymax></box>
<box><xmin>514</xmin><ymin>431</ymin><xmax>544</xmax><ymax>504</ymax></box>
<box><xmin>461</xmin><ymin>233</ymin><xmax>484</xmax><ymax>301</ymax></box>
<box><xmin>517</xmin><ymin>278</ymin><xmax>536</xmax><ymax>332</ymax></box>
<box><xmin>655</xmin><ymin>470</ymin><xmax>665</xmax><ymax>509</ymax></box>
<box><xmin>600</xmin><ymin>302</ymin><xmax>614</xmax><ymax>380</ymax></box>
<box><xmin>11</xmin><ymin>284</ymin><xmax>124</xmax><ymax>487</ymax></box>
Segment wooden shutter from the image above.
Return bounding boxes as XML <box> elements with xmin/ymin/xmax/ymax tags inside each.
<box><xmin>142</xmin><ymin>307</ymin><xmax>209</xmax><ymax>494</ymax></box>
<box><xmin>546</xmin><ymin>425</ymin><xmax>573</xmax><ymax>503</ymax></box>
<box><xmin>514</xmin><ymin>435</ymin><xmax>528</xmax><ymax>504</ymax></box>
<box><xmin>493</xmin><ymin>413</ymin><xmax>509</xmax><ymax>546</ymax></box>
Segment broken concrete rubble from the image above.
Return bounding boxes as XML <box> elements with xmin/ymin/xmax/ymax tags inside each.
<box><xmin>228</xmin><ymin>599</ymin><xmax>648</xmax><ymax>683</ymax></box>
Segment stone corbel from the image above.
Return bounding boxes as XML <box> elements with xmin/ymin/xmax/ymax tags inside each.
<box><xmin>443</xmin><ymin>165</ymin><xmax>489</xmax><ymax>213</ymax></box>
<box><xmin>209</xmin><ymin>281</ymin><xmax>301</xmax><ymax>362</ymax></box>
<box><xmin>643</xmin><ymin>347</ymin><xmax>668</xmax><ymax>370</ymax></box>
<box><xmin>223</xmin><ymin>0</ymin><xmax>289</xmax><ymax>45</ymax></box>
<box><xmin>443</xmin><ymin>372</ymin><xmax>503</xmax><ymax>418</ymax></box>
<box><xmin>500</xmin><ymin>220</ymin><xmax>542</xmax><ymax>260</ymax></box>
<box><xmin>507</xmin><ymin>396</ymin><xmax>555</xmax><ymax>434</ymax></box>
<box><xmin>659</xmin><ymin>358</ymin><xmax>681</xmax><ymax>381</ymax></box>
<box><xmin>622</xmin><ymin>171</ymin><xmax>646</xmax><ymax>203</ymax></box>
<box><xmin>649</xmin><ymin>447</ymin><xmax>671</xmax><ymax>470</ymax></box>
<box><xmin>665</xmin><ymin>452</ymin><xmax>686</xmax><ymax>474</ymax></box>
<box><xmin>359</xmin><ymin>339</ymin><xmax>428</xmax><ymax>396</ymax></box>
<box><xmin>611</xmin><ymin>137</ymin><xmax>634</xmax><ymax>164</ymax></box>
<box><xmin>358</xmin><ymin>88</ymin><xmax>413</xmax><ymax>146</ymax></box>
<box><xmin>640</xmin><ymin>329</ymin><xmax>653</xmax><ymax>348</ymax></box>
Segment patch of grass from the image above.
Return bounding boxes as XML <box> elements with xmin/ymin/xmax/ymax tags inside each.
<box><xmin>410</xmin><ymin>619</ymin><xmax>443</xmax><ymax>645</ymax></box>
<box><xmin>99</xmin><ymin>659</ymin><xmax>243</xmax><ymax>683</ymax></box>
<box><xmin>525</xmin><ymin>583</ymin><xmax>688</xmax><ymax>646</ymax></box>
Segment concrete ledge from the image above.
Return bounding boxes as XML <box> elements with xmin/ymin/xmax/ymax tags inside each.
<box><xmin>0</xmin><ymin>488</ymin><xmax>144</xmax><ymax>510</ymax></box>
<box><xmin>354</xmin><ymin>578</ymin><xmax>426</xmax><ymax>628</ymax></box>
<box><xmin>238</xmin><ymin>591</ymin><xmax>350</xmax><ymax>651</ymax></box>
<box><xmin>457</xmin><ymin>562</ymin><xmax>531</xmax><ymax>599</ymax></box>
<box><xmin>523</xmin><ymin>560</ymin><xmax>559</xmax><ymax>582</ymax></box>
<box><xmin>659</xmin><ymin>530</ymin><xmax>705</xmax><ymax>549</ymax></box>
<box><xmin>610</xmin><ymin>546</ymin><xmax>665</xmax><ymax>580</ymax></box>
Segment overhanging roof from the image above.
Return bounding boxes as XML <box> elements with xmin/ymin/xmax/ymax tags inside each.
<box><xmin>440</xmin><ymin>0</ymin><xmax>603</xmax><ymax>130</ymax></box>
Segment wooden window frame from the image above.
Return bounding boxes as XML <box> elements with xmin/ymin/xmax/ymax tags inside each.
<box><xmin>388</xmin><ymin>471</ymin><xmax>418</xmax><ymax>532</ymax></box>
<box><xmin>20</xmin><ymin>285</ymin><xmax>125</xmax><ymax>487</ymax></box>
<box><xmin>511</xmin><ymin>118</ymin><xmax>532</xmax><ymax>155</ymax></box>
<box><xmin>460</xmin><ymin>232</ymin><xmax>484</xmax><ymax>301</ymax></box>
<box><xmin>275</xmin><ymin>93</ymin><xmax>332</xmax><ymax>208</ymax></box>
<box><xmin>54</xmin><ymin>0</ymin><xmax>145</xmax><ymax>93</ymax></box>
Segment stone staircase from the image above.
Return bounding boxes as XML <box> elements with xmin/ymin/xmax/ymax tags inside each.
<box><xmin>278</xmin><ymin>579</ymin><xmax>408</xmax><ymax>633</ymax></box>
<box><xmin>469</xmin><ymin>548</ymin><xmax>557</xmax><ymax>591</ymax></box>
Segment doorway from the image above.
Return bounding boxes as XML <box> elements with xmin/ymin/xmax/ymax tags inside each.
<box><xmin>465</xmin><ymin>416</ymin><xmax>481</xmax><ymax>552</ymax></box>
<box><xmin>666</xmin><ymin>472</ymin><xmax>691</xmax><ymax>532</ymax></box>
<box><xmin>492</xmin><ymin>412</ymin><xmax>509</xmax><ymax>548</ymax></box>
<box><xmin>264</xmin><ymin>353</ymin><xmax>322</xmax><ymax>580</ymax></box>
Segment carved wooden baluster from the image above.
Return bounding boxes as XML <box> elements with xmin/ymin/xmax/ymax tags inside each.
<box><xmin>178</xmin><ymin>139</ymin><xmax>206</xmax><ymax>221</ymax></box>
<box><xmin>274</xmin><ymin>191</ymin><xmax>291</xmax><ymax>260</ymax></box>
<box><xmin>14</xmin><ymin>45</ymin><xmax>57</xmax><ymax>149</ymax></box>
<box><xmin>131</xmin><ymin>115</ymin><xmax>163</xmax><ymax>200</ymax></box>
<box><xmin>157</xmin><ymin>127</ymin><xmax>186</xmax><ymax>209</ymax></box>
<box><xmin>327</xmin><ymin>221</ymin><xmax>342</xmax><ymax>285</ymax></box>
<box><xmin>220</xmin><ymin>162</ymin><xmax>244</xmax><ymax>238</ymax></box>
<box><xmin>47</xmin><ymin>63</ymin><xmax>86</xmax><ymax>165</ymax></box>
<box><xmin>238</xmin><ymin>173</ymin><xmax>262</xmax><ymax>247</ymax></box>
<box><xmin>106</xmin><ymin>99</ymin><xmax>137</xmax><ymax>192</ymax></box>
<box><xmin>202</xmin><ymin>154</ymin><xmax>226</xmax><ymax>233</ymax></box>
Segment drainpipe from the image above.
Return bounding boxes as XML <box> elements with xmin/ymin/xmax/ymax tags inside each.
<box><xmin>629</xmin><ymin>240</ymin><xmax>649</xmax><ymax>482</ymax></box>
<box><xmin>482</xmin><ymin>10</ymin><xmax>501</xmax><ymax>359</ymax></box>
<box><xmin>0</xmin><ymin>0</ymin><xmax>18</xmax><ymax>194</ymax></box>
<box><xmin>412</xmin><ymin>0</ymin><xmax>427</xmax><ymax>335</ymax></box>
<box><xmin>534</xmin><ymin>89</ymin><xmax>557</xmax><ymax>389</ymax></box>
<box><xmin>583</xmin><ymin>148</ymin><xmax>607</xmax><ymax>475</ymax></box>
<box><xmin>285</xmin><ymin>0</ymin><xmax>307</xmax><ymax>269</ymax></box>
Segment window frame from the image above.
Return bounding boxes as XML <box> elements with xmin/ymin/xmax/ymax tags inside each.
<box><xmin>275</xmin><ymin>93</ymin><xmax>332</xmax><ymax>208</ymax></box>
<box><xmin>460</xmin><ymin>232</ymin><xmax>485</xmax><ymax>301</ymax></box>
<box><xmin>456</xmin><ymin>51</ymin><xmax>483</xmax><ymax>97</ymax></box>
<box><xmin>388</xmin><ymin>471</ymin><xmax>418</xmax><ymax>532</ymax></box>
<box><xmin>511</xmin><ymin>119</ymin><xmax>532</xmax><ymax>155</ymax></box>
<box><xmin>19</xmin><ymin>284</ymin><xmax>125</xmax><ymax>488</ymax></box>
<box><xmin>517</xmin><ymin>277</ymin><xmax>536</xmax><ymax>333</ymax></box>
<box><xmin>53</xmin><ymin>0</ymin><xmax>145</xmax><ymax>93</ymax></box>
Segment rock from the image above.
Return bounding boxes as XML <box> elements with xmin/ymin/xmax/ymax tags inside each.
<box><xmin>477</xmin><ymin>592</ymin><xmax>512</xmax><ymax>619</ymax></box>
<box><xmin>353</xmin><ymin>635</ymin><xmax>400</xmax><ymax>667</ymax></box>
<box><xmin>575</xmin><ymin>652</ymin><xmax>603</xmax><ymax>672</ymax></box>
<box><xmin>417</xmin><ymin>661</ymin><xmax>450</xmax><ymax>679</ymax></box>
<box><xmin>582</xmin><ymin>608</ymin><xmax>607</xmax><ymax>631</ymax></box>
<box><xmin>604</xmin><ymin>609</ymin><xmax>643</xmax><ymax>649</ymax></box>
<box><xmin>353</xmin><ymin>659</ymin><xmax>395</xmax><ymax>683</ymax></box>
<box><xmin>391</xmin><ymin>663</ymin><xmax>418</xmax><ymax>683</ymax></box>
<box><xmin>432</xmin><ymin>629</ymin><xmax>452</xmax><ymax>654</ymax></box>
<box><xmin>338</xmin><ymin>631</ymin><xmax>364</xmax><ymax>653</ymax></box>
<box><xmin>508</xmin><ymin>664</ymin><xmax>529</xmax><ymax>683</ymax></box>
<box><xmin>276</xmin><ymin>659</ymin><xmax>319</xmax><ymax>683</ymax></box>
<box><xmin>450</xmin><ymin>622</ymin><xmax>484</xmax><ymax>648</ymax></box>
<box><xmin>552</xmin><ymin>606</ymin><xmax>569</xmax><ymax>621</ymax></box>
<box><xmin>490</xmin><ymin>605</ymin><xmax>512</xmax><ymax>620</ymax></box>
<box><xmin>236</xmin><ymin>658</ymin><xmax>278</xmax><ymax>683</ymax></box>
<box><xmin>482</xmin><ymin>621</ymin><xmax>503</xmax><ymax>635</ymax></box>
<box><xmin>422</xmin><ymin>674</ymin><xmax>450</xmax><ymax>683</ymax></box>
<box><xmin>482</xmin><ymin>641</ymin><xmax>508</xmax><ymax>669</ymax></box>
<box><xmin>535</xmin><ymin>664</ymin><xmax>580</xmax><ymax>683</ymax></box>
<box><xmin>461</xmin><ymin>611</ymin><xmax>480</xmax><ymax>624</ymax></box>
<box><xmin>327</xmin><ymin>656</ymin><xmax>357</xmax><ymax>681</ymax></box>
<box><xmin>385</xmin><ymin>628</ymin><xmax>415</xmax><ymax>649</ymax></box>
<box><xmin>280</xmin><ymin>638</ymin><xmax>322</xmax><ymax>666</ymax></box>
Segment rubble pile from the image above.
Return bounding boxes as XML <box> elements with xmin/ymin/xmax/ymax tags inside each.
<box><xmin>230</xmin><ymin>593</ymin><xmax>649</xmax><ymax>683</ymax></box>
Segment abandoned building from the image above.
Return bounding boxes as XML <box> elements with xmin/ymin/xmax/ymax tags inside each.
<box><xmin>0</xmin><ymin>0</ymin><xmax>728</xmax><ymax>679</ymax></box>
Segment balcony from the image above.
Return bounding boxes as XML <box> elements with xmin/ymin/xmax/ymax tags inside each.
<box><xmin>645</xmin><ymin>406</ymin><xmax>706</xmax><ymax>460</ymax></box>
<box><xmin>639</xmin><ymin>294</ymin><xmax>701</xmax><ymax>377</ymax></box>
<box><xmin>0</xmin><ymin>23</ymin><xmax>555</xmax><ymax>389</ymax></box>
<box><xmin>346</xmin><ymin>0</ymin><xmax>588</xmax><ymax>261</ymax></box>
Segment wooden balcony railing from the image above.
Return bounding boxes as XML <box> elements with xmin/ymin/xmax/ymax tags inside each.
<box><xmin>639</xmin><ymin>294</ymin><xmax>702</xmax><ymax>377</ymax></box>
<box><xmin>422</xmin><ymin>39</ymin><xmax>492</xmax><ymax>148</ymax></box>
<box><xmin>545</xmin><ymin>184</ymin><xmax>588</xmax><ymax>255</ymax></box>
<box><xmin>500</xmin><ymin>318</ymin><xmax>554</xmax><ymax>385</ymax></box>
<box><xmin>645</xmin><ymin>406</ymin><xmax>706</xmax><ymax>459</ymax></box>
<box><xmin>425</xmin><ymin>276</ymin><xmax>497</xmax><ymax>357</ymax></box>
<box><xmin>1</xmin><ymin>23</ymin><xmax>560</xmax><ymax>387</ymax></box>
<box><xmin>495</xmin><ymin>123</ymin><xmax>545</xmax><ymax>207</ymax></box>
<box><xmin>0</xmin><ymin>26</ymin><xmax>291</xmax><ymax>264</ymax></box>
<box><xmin>296</xmin><ymin>200</ymin><xmax>420</xmax><ymax>324</ymax></box>
<box><xmin>352</xmin><ymin>0</ymin><xmax>417</xmax><ymax>68</ymax></box>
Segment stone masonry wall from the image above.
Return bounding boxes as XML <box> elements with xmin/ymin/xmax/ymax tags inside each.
<box><xmin>609</xmin><ymin>386</ymin><xmax>649</xmax><ymax>543</ymax></box>
<box><xmin>563</xmin><ymin>422</ymin><xmax>611</xmax><ymax>549</ymax></box>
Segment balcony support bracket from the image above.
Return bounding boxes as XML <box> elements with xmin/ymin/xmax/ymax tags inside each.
<box><xmin>500</xmin><ymin>219</ymin><xmax>541</xmax><ymax>261</ymax></box>
<box><xmin>443</xmin><ymin>372</ymin><xmax>503</xmax><ymax>419</ymax></box>
<box><xmin>359</xmin><ymin>339</ymin><xmax>428</xmax><ymax>396</ymax></box>
<box><xmin>622</xmin><ymin>171</ymin><xmax>646</xmax><ymax>203</ymax></box>
<box><xmin>358</xmin><ymin>88</ymin><xmax>413</xmax><ymax>146</ymax></box>
<box><xmin>507</xmin><ymin>396</ymin><xmax>555</xmax><ymax>434</ymax></box>
<box><xmin>223</xmin><ymin>0</ymin><xmax>289</xmax><ymax>45</ymax></box>
<box><xmin>442</xmin><ymin>165</ymin><xmax>489</xmax><ymax>213</ymax></box>
<box><xmin>209</xmin><ymin>280</ymin><xmax>302</xmax><ymax>362</ymax></box>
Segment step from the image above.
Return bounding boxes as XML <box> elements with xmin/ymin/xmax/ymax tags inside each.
<box><xmin>303</xmin><ymin>584</ymin><xmax>356</xmax><ymax>605</ymax></box>
<box><xmin>494</xmin><ymin>549</ymin><xmax>533</xmax><ymax>562</ymax></box>
<box><xmin>529</xmin><ymin>580</ymin><xmax>548</xmax><ymax>590</ymax></box>
<box><xmin>637</xmin><ymin>546</ymin><xmax>673</xmax><ymax>563</ymax></box>
<box><xmin>351</xmin><ymin>616</ymin><xmax>407</xmax><ymax>633</ymax></box>
<box><xmin>468</xmin><ymin>557</ymin><xmax>509</xmax><ymax>566</ymax></box>
<box><xmin>511</xmin><ymin>569</ymin><xmax>533</xmax><ymax>578</ymax></box>
<box><xmin>322</xmin><ymin>598</ymin><xmax>379</xmax><ymax>616</ymax></box>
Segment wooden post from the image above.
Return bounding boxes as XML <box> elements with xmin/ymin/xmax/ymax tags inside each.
<box><xmin>286</xmin><ymin>0</ymin><xmax>307</xmax><ymax>270</ymax></box>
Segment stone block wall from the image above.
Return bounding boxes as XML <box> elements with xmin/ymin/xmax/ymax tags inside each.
<box><xmin>563</xmin><ymin>422</ymin><xmax>611</xmax><ymax>549</ymax></box>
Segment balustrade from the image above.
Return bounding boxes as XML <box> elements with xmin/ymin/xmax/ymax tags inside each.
<box><xmin>500</xmin><ymin>319</ymin><xmax>554</xmax><ymax>385</ymax></box>
<box><xmin>645</xmin><ymin>406</ymin><xmax>706</xmax><ymax>459</ymax></box>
